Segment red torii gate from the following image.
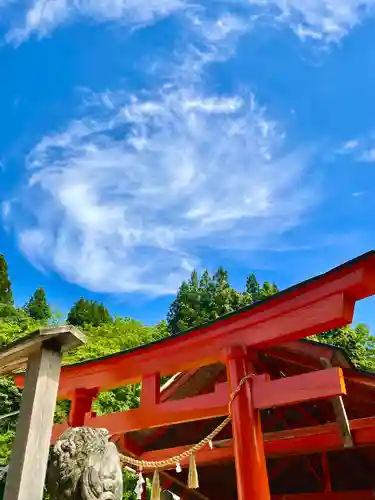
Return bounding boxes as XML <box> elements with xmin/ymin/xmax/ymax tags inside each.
<box><xmin>15</xmin><ymin>250</ymin><xmax>375</xmax><ymax>500</ymax></box>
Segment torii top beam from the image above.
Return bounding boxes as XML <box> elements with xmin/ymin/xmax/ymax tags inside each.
<box><xmin>14</xmin><ymin>251</ymin><xmax>375</xmax><ymax>398</ymax></box>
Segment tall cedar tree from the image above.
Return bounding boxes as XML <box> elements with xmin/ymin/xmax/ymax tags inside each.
<box><xmin>67</xmin><ymin>298</ymin><xmax>112</xmax><ymax>327</ymax></box>
<box><xmin>166</xmin><ymin>272</ymin><xmax>201</xmax><ymax>334</ymax></box>
<box><xmin>167</xmin><ymin>267</ymin><xmax>276</xmax><ymax>334</ymax></box>
<box><xmin>24</xmin><ymin>287</ymin><xmax>51</xmax><ymax>322</ymax></box>
<box><xmin>245</xmin><ymin>273</ymin><xmax>261</xmax><ymax>302</ymax></box>
<box><xmin>0</xmin><ymin>255</ymin><xmax>13</xmax><ymax>305</ymax></box>
<box><xmin>167</xmin><ymin>268</ymin><xmax>375</xmax><ymax>371</ymax></box>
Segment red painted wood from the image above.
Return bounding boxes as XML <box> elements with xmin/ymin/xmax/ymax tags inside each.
<box><xmin>51</xmin><ymin>369</ymin><xmax>345</xmax><ymax>441</ymax></box>
<box><xmin>141</xmin><ymin>373</ymin><xmax>160</xmax><ymax>407</ymax></box>
<box><xmin>51</xmin><ymin>368</ymin><xmax>346</xmax><ymax>437</ymax></box>
<box><xmin>253</xmin><ymin>368</ymin><xmax>346</xmax><ymax>409</ymax></box>
<box><xmin>143</xmin><ymin>444</ymin><xmax>232</xmax><ymax>469</ymax></box>
<box><xmin>322</xmin><ymin>452</ymin><xmax>331</xmax><ymax>493</ymax></box>
<box><xmin>52</xmin><ymin>382</ymin><xmax>229</xmax><ymax>439</ymax></box>
<box><xmin>17</xmin><ymin>293</ymin><xmax>353</xmax><ymax>398</ymax></box>
<box><xmin>226</xmin><ymin>347</ymin><xmax>271</xmax><ymax>500</ymax></box>
<box><xmin>16</xmin><ymin>250</ymin><xmax>375</xmax><ymax>396</ymax></box>
<box><xmin>138</xmin><ymin>416</ymin><xmax>375</xmax><ymax>467</ymax></box>
<box><xmin>68</xmin><ymin>388</ymin><xmax>98</xmax><ymax>427</ymax></box>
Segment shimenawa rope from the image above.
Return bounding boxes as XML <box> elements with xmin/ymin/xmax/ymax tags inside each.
<box><xmin>119</xmin><ymin>373</ymin><xmax>254</xmax><ymax>470</ymax></box>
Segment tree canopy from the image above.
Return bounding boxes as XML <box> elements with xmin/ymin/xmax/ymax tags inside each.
<box><xmin>0</xmin><ymin>256</ymin><xmax>13</xmax><ymax>306</ymax></box>
<box><xmin>167</xmin><ymin>268</ymin><xmax>279</xmax><ymax>335</ymax></box>
<box><xmin>23</xmin><ymin>287</ymin><xmax>51</xmax><ymax>323</ymax></box>
<box><xmin>67</xmin><ymin>298</ymin><xmax>112</xmax><ymax>327</ymax></box>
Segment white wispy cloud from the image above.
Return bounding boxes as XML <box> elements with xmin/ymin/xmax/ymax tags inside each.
<box><xmin>335</xmin><ymin>136</ymin><xmax>375</xmax><ymax>163</ymax></box>
<box><xmin>8</xmin><ymin>72</ymin><xmax>313</xmax><ymax>295</ymax></box>
<box><xmin>359</xmin><ymin>148</ymin><xmax>375</xmax><ymax>163</ymax></box>
<box><xmin>6</xmin><ymin>0</ymin><xmax>184</xmax><ymax>43</ymax></box>
<box><xmin>342</xmin><ymin>139</ymin><xmax>360</xmax><ymax>151</ymax></box>
<box><xmin>6</xmin><ymin>0</ymin><xmax>375</xmax><ymax>44</ymax></box>
<box><xmin>268</xmin><ymin>0</ymin><xmax>375</xmax><ymax>42</ymax></box>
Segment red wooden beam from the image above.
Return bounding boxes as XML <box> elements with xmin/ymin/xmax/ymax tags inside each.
<box><xmin>137</xmin><ymin>416</ymin><xmax>375</xmax><ymax>467</ymax></box>
<box><xmin>253</xmin><ymin>368</ymin><xmax>346</xmax><ymax>409</ymax></box>
<box><xmin>272</xmin><ymin>493</ymin><xmax>375</xmax><ymax>500</ymax></box>
<box><xmin>51</xmin><ymin>382</ymin><xmax>228</xmax><ymax>440</ymax></box>
<box><xmin>50</xmin><ymin>368</ymin><xmax>345</xmax><ymax>439</ymax></box>
<box><xmin>264</xmin><ymin>345</ymin><xmax>375</xmax><ymax>396</ymax></box>
<box><xmin>15</xmin><ymin>292</ymin><xmax>356</xmax><ymax>397</ymax></box>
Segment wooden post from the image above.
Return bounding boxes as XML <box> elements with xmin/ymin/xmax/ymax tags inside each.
<box><xmin>4</xmin><ymin>347</ymin><xmax>62</xmax><ymax>500</ymax></box>
<box><xmin>226</xmin><ymin>346</ymin><xmax>271</xmax><ymax>500</ymax></box>
<box><xmin>320</xmin><ymin>358</ymin><xmax>353</xmax><ymax>448</ymax></box>
<box><xmin>0</xmin><ymin>326</ymin><xmax>86</xmax><ymax>500</ymax></box>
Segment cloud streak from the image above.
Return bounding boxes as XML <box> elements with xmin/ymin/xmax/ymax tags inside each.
<box><xmin>269</xmin><ymin>0</ymin><xmax>375</xmax><ymax>42</ymax></box>
<box><xmin>336</xmin><ymin>135</ymin><xmax>375</xmax><ymax>163</ymax></box>
<box><xmin>5</xmin><ymin>0</ymin><xmax>375</xmax><ymax>44</ymax></box>
<box><xmin>6</xmin><ymin>0</ymin><xmax>184</xmax><ymax>43</ymax></box>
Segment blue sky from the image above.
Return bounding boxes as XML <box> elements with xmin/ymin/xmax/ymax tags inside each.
<box><xmin>1</xmin><ymin>0</ymin><xmax>375</xmax><ymax>328</ymax></box>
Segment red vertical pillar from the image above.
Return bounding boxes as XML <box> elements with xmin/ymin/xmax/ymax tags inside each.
<box><xmin>226</xmin><ymin>346</ymin><xmax>271</xmax><ymax>500</ymax></box>
<box><xmin>68</xmin><ymin>388</ymin><xmax>98</xmax><ymax>427</ymax></box>
<box><xmin>141</xmin><ymin>486</ymin><xmax>147</xmax><ymax>500</ymax></box>
<box><xmin>322</xmin><ymin>452</ymin><xmax>332</xmax><ymax>492</ymax></box>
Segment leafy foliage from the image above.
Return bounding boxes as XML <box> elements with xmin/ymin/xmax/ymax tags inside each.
<box><xmin>0</xmin><ymin>257</ymin><xmax>13</xmax><ymax>306</ymax></box>
<box><xmin>23</xmin><ymin>288</ymin><xmax>51</xmax><ymax>322</ymax></box>
<box><xmin>245</xmin><ymin>273</ymin><xmax>261</xmax><ymax>301</ymax></box>
<box><xmin>166</xmin><ymin>267</ymin><xmax>375</xmax><ymax>373</ymax></box>
<box><xmin>167</xmin><ymin>268</ymin><xmax>279</xmax><ymax>334</ymax></box>
<box><xmin>67</xmin><ymin>298</ymin><xmax>112</xmax><ymax>327</ymax></box>
<box><xmin>312</xmin><ymin>323</ymin><xmax>375</xmax><ymax>370</ymax></box>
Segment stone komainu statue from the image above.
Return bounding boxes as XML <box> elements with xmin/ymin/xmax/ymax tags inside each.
<box><xmin>46</xmin><ymin>427</ymin><xmax>123</xmax><ymax>500</ymax></box>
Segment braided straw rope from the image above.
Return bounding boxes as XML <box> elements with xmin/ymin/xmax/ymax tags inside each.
<box><xmin>119</xmin><ymin>373</ymin><xmax>254</xmax><ymax>470</ymax></box>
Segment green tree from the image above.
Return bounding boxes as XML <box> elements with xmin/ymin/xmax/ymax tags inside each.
<box><xmin>212</xmin><ymin>267</ymin><xmax>239</xmax><ymax>317</ymax></box>
<box><xmin>198</xmin><ymin>270</ymin><xmax>218</xmax><ymax>323</ymax></box>
<box><xmin>24</xmin><ymin>288</ymin><xmax>51</xmax><ymax>322</ymax></box>
<box><xmin>259</xmin><ymin>281</ymin><xmax>279</xmax><ymax>299</ymax></box>
<box><xmin>245</xmin><ymin>273</ymin><xmax>261</xmax><ymax>302</ymax></box>
<box><xmin>167</xmin><ymin>267</ymin><xmax>283</xmax><ymax>335</ymax></box>
<box><xmin>167</xmin><ymin>267</ymin><xmax>248</xmax><ymax>334</ymax></box>
<box><xmin>312</xmin><ymin>323</ymin><xmax>375</xmax><ymax>371</ymax></box>
<box><xmin>67</xmin><ymin>298</ymin><xmax>112</xmax><ymax>327</ymax></box>
<box><xmin>167</xmin><ymin>272</ymin><xmax>201</xmax><ymax>334</ymax></box>
<box><xmin>0</xmin><ymin>256</ymin><xmax>13</xmax><ymax>306</ymax></box>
